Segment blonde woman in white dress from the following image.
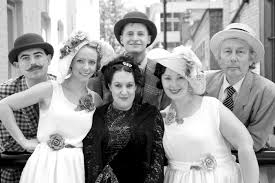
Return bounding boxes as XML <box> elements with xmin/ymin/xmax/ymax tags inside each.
<box><xmin>148</xmin><ymin>46</ymin><xmax>259</xmax><ymax>183</ymax></box>
<box><xmin>0</xmin><ymin>31</ymin><xmax>103</xmax><ymax>183</ymax></box>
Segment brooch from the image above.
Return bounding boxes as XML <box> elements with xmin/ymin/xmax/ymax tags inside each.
<box><xmin>75</xmin><ymin>93</ymin><xmax>95</xmax><ymax>112</ymax></box>
<box><xmin>162</xmin><ymin>104</ymin><xmax>184</xmax><ymax>125</ymax></box>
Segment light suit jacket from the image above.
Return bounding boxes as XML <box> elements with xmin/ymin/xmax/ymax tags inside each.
<box><xmin>205</xmin><ymin>70</ymin><xmax>275</xmax><ymax>151</ymax></box>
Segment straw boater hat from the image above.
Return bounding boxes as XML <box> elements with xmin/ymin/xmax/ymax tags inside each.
<box><xmin>8</xmin><ymin>33</ymin><xmax>54</xmax><ymax>64</ymax></box>
<box><xmin>210</xmin><ymin>23</ymin><xmax>265</xmax><ymax>62</ymax></box>
<box><xmin>114</xmin><ymin>11</ymin><xmax>157</xmax><ymax>47</ymax></box>
<box><xmin>147</xmin><ymin>46</ymin><xmax>206</xmax><ymax>95</ymax></box>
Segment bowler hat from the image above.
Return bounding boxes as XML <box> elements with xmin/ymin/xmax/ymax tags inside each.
<box><xmin>210</xmin><ymin>23</ymin><xmax>264</xmax><ymax>63</ymax></box>
<box><xmin>114</xmin><ymin>11</ymin><xmax>157</xmax><ymax>47</ymax></box>
<box><xmin>8</xmin><ymin>33</ymin><xmax>54</xmax><ymax>64</ymax></box>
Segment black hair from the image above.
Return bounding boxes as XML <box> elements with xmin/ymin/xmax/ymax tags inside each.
<box><xmin>154</xmin><ymin>61</ymin><xmax>193</xmax><ymax>89</ymax></box>
<box><xmin>154</xmin><ymin>63</ymin><xmax>166</xmax><ymax>89</ymax></box>
<box><xmin>101</xmin><ymin>54</ymin><xmax>144</xmax><ymax>90</ymax></box>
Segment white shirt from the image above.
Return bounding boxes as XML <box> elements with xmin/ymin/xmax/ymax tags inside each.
<box><xmin>138</xmin><ymin>56</ymin><xmax>148</xmax><ymax>72</ymax></box>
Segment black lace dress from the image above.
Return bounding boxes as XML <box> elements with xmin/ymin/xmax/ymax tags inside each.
<box><xmin>83</xmin><ymin>103</ymin><xmax>165</xmax><ymax>183</ymax></box>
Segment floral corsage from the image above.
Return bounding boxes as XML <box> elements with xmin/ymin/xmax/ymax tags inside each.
<box><xmin>47</xmin><ymin>134</ymin><xmax>75</xmax><ymax>151</ymax></box>
<box><xmin>75</xmin><ymin>93</ymin><xmax>95</xmax><ymax>112</ymax></box>
<box><xmin>190</xmin><ymin>153</ymin><xmax>217</xmax><ymax>171</ymax></box>
<box><xmin>47</xmin><ymin>133</ymin><xmax>65</xmax><ymax>151</ymax></box>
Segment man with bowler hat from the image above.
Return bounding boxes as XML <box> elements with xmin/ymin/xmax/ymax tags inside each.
<box><xmin>0</xmin><ymin>33</ymin><xmax>55</xmax><ymax>183</ymax></box>
<box><xmin>88</xmin><ymin>11</ymin><xmax>170</xmax><ymax>110</ymax></box>
<box><xmin>205</xmin><ymin>23</ymin><xmax>275</xmax><ymax>183</ymax></box>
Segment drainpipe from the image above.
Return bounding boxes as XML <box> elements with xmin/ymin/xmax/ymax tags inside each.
<box><xmin>230</xmin><ymin>0</ymin><xmax>250</xmax><ymax>23</ymax></box>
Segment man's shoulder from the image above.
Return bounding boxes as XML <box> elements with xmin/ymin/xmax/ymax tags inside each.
<box><xmin>146</xmin><ymin>58</ymin><xmax>157</xmax><ymax>72</ymax></box>
<box><xmin>251</xmin><ymin>72</ymin><xmax>275</xmax><ymax>93</ymax></box>
<box><xmin>0</xmin><ymin>76</ymin><xmax>24</xmax><ymax>95</ymax></box>
<box><xmin>205</xmin><ymin>70</ymin><xmax>223</xmax><ymax>84</ymax></box>
<box><xmin>205</xmin><ymin>70</ymin><xmax>222</xmax><ymax>78</ymax></box>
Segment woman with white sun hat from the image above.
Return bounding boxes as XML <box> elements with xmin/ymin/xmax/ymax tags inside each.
<box><xmin>148</xmin><ymin>45</ymin><xmax>259</xmax><ymax>183</ymax></box>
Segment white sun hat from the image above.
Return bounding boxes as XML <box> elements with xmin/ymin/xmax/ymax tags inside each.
<box><xmin>147</xmin><ymin>45</ymin><xmax>206</xmax><ymax>95</ymax></box>
<box><xmin>210</xmin><ymin>23</ymin><xmax>265</xmax><ymax>62</ymax></box>
<box><xmin>57</xmin><ymin>31</ymin><xmax>103</xmax><ymax>83</ymax></box>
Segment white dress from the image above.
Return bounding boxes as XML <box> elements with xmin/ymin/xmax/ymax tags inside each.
<box><xmin>162</xmin><ymin>96</ymin><xmax>243</xmax><ymax>183</ymax></box>
<box><xmin>20</xmin><ymin>81</ymin><xmax>95</xmax><ymax>183</ymax></box>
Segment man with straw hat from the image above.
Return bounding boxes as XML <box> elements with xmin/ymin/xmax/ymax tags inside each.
<box><xmin>205</xmin><ymin>23</ymin><xmax>275</xmax><ymax>182</ymax></box>
<box><xmin>0</xmin><ymin>33</ymin><xmax>55</xmax><ymax>183</ymax></box>
<box><xmin>89</xmin><ymin>11</ymin><xmax>170</xmax><ymax>110</ymax></box>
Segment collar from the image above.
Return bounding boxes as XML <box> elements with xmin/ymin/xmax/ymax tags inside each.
<box><xmin>222</xmin><ymin>75</ymin><xmax>245</xmax><ymax>94</ymax></box>
<box><xmin>138</xmin><ymin>56</ymin><xmax>148</xmax><ymax>71</ymax></box>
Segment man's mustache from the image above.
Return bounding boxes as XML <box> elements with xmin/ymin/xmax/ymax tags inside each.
<box><xmin>26</xmin><ymin>65</ymin><xmax>43</xmax><ymax>72</ymax></box>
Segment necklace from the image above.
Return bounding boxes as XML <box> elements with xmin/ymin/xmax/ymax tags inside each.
<box><xmin>165</xmin><ymin>104</ymin><xmax>184</xmax><ymax>125</ymax></box>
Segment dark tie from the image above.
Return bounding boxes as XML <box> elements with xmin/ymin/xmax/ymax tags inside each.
<box><xmin>223</xmin><ymin>86</ymin><xmax>236</xmax><ymax>111</ymax></box>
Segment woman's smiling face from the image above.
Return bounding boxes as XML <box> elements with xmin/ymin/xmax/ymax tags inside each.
<box><xmin>161</xmin><ymin>68</ymin><xmax>189</xmax><ymax>100</ymax></box>
<box><xmin>70</xmin><ymin>46</ymin><xmax>98</xmax><ymax>82</ymax></box>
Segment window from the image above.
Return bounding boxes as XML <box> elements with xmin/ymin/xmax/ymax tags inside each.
<box><xmin>41</xmin><ymin>12</ymin><xmax>51</xmax><ymax>42</ymax></box>
<box><xmin>174</xmin><ymin>22</ymin><xmax>180</xmax><ymax>31</ymax></box>
<box><xmin>173</xmin><ymin>13</ymin><xmax>180</xmax><ymax>19</ymax></box>
<box><xmin>7</xmin><ymin>0</ymin><xmax>22</xmax><ymax>78</ymax></box>
<box><xmin>167</xmin><ymin>22</ymin><xmax>172</xmax><ymax>31</ymax></box>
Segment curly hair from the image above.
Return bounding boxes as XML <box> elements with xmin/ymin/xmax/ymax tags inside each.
<box><xmin>101</xmin><ymin>55</ymin><xmax>144</xmax><ymax>90</ymax></box>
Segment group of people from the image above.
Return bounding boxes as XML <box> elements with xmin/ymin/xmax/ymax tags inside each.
<box><xmin>0</xmin><ymin>10</ymin><xmax>274</xmax><ymax>183</ymax></box>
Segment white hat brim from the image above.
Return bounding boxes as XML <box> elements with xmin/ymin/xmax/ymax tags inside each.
<box><xmin>210</xmin><ymin>30</ymin><xmax>264</xmax><ymax>62</ymax></box>
<box><xmin>147</xmin><ymin>48</ymin><xmax>186</xmax><ymax>76</ymax></box>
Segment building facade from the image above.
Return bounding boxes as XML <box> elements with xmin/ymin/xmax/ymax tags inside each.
<box><xmin>148</xmin><ymin>0</ymin><xmax>223</xmax><ymax>50</ymax></box>
<box><xmin>191</xmin><ymin>0</ymin><xmax>275</xmax><ymax>80</ymax></box>
<box><xmin>0</xmin><ymin>0</ymin><xmax>100</xmax><ymax>83</ymax></box>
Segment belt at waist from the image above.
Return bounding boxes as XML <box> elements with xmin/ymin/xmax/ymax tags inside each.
<box><xmin>168</xmin><ymin>154</ymin><xmax>236</xmax><ymax>171</ymax></box>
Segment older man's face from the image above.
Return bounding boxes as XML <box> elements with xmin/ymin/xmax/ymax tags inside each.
<box><xmin>16</xmin><ymin>48</ymin><xmax>51</xmax><ymax>80</ymax></box>
<box><xmin>218</xmin><ymin>38</ymin><xmax>252</xmax><ymax>81</ymax></box>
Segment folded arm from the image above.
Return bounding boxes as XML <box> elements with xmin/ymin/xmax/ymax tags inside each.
<box><xmin>220</xmin><ymin>102</ymin><xmax>259</xmax><ymax>183</ymax></box>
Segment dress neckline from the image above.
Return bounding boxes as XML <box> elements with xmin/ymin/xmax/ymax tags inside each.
<box><xmin>60</xmin><ymin>84</ymin><xmax>78</xmax><ymax>106</ymax></box>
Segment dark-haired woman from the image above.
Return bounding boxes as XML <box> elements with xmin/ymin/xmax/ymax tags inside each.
<box><xmin>83</xmin><ymin>55</ymin><xmax>165</xmax><ymax>183</ymax></box>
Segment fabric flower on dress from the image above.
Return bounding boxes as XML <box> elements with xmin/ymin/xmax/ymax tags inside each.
<box><xmin>190</xmin><ymin>153</ymin><xmax>217</xmax><ymax>171</ymax></box>
<box><xmin>164</xmin><ymin>104</ymin><xmax>184</xmax><ymax>125</ymax></box>
<box><xmin>47</xmin><ymin>133</ymin><xmax>65</xmax><ymax>151</ymax></box>
<box><xmin>200</xmin><ymin>153</ymin><xmax>217</xmax><ymax>171</ymax></box>
<box><xmin>75</xmin><ymin>94</ymin><xmax>95</xmax><ymax>112</ymax></box>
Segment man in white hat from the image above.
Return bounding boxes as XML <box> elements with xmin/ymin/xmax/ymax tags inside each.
<box><xmin>205</xmin><ymin>23</ymin><xmax>275</xmax><ymax>182</ymax></box>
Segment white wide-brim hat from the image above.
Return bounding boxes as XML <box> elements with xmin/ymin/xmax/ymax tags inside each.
<box><xmin>147</xmin><ymin>46</ymin><xmax>206</xmax><ymax>95</ymax></box>
<box><xmin>210</xmin><ymin>23</ymin><xmax>265</xmax><ymax>62</ymax></box>
<box><xmin>57</xmin><ymin>40</ymin><xmax>89</xmax><ymax>83</ymax></box>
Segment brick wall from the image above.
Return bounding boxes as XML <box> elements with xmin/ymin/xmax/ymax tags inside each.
<box><xmin>209</xmin><ymin>9</ymin><xmax>223</xmax><ymax>70</ymax></box>
<box><xmin>192</xmin><ymin>11</ymin><xmax>210</xmax><ymax>70</ymax></box>
<box><xmin>192</xmin><ymin>9</ymin><xmax>223</xmax><ymax>70</ymax></box>
<box><xmin>239</xmin><ymin>0</ymin><xmax>260</xmax><ymax>39</ymax></box>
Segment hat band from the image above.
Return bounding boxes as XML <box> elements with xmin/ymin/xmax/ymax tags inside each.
<box><xmin>229</xmin><ymin>27</ymin><xmax>249</xmax><ymax>33</ymax></box>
